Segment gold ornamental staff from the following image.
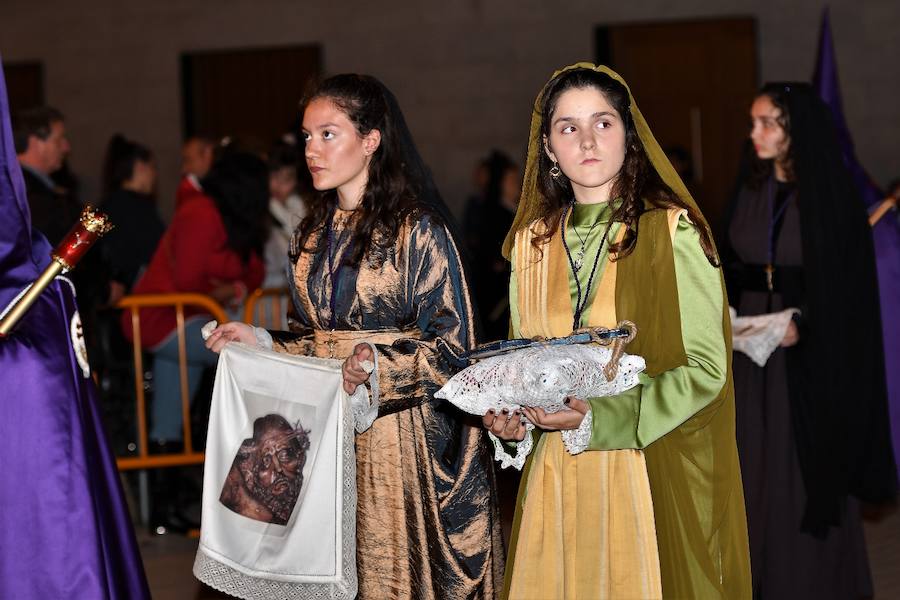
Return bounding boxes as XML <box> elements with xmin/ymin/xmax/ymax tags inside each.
<box><xmin>0</xmin><ymin>206</ymin><xmax>113</xmax><ymax>337</ymax></box>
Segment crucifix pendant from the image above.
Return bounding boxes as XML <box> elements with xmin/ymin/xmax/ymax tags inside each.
<box><xmin>573</xmin><ymin>250</ymin><xmax>586</xmax><ymax>272</ymax></box>
<box><xmin>765</xmin><ymin>264</ymin><xmax>775</xmax><ymax>292</ymax></box>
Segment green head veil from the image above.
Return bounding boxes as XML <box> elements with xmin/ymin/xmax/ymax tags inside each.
<box><xmin>501</xmin><ymin>62</ymin><xmax>710</xmax><ymax>259</ymax></box>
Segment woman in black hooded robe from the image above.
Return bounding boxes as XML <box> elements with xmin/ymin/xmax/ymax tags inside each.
<box><xmin>722</xmin><ymin>82</ymin><xmax>897</xmax><ymax>599</ymax></box>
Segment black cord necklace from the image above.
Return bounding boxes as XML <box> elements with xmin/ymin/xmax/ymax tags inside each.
<box><xmin>560</xmin><ymin>201</ymin><xmax>613</xmax><ymax>331</ymax></box>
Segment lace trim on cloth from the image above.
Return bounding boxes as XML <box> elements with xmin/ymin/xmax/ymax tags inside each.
<box><xmin>729</xmin><ymin>307</ymin><xmax>799</xmax><ymax>367</ymax></box>
<box><xmin>254</xmin><ymin>326</ymin><xmax>274</xmax><ymax>350</ymax></box>
<box><xmin>487</xmin><ymin>408</ymin><xmax>593</xmax><ymax>470</ymax></box>
<box><xmin>437</xmin><ymin>344</ymin><xmax>643</xmax><ymax>468</ymax></box>
<box><xmin>193</xmin><ymin>395</ymin><xmax>359</xmax><ymax>600</ymax></box>
<box><xmin>560</xmin><ymin>408</ymin><xmax>593</xmax><ymax>455</ymax></box>
<box><xmin>488</xmin><ymin>428</ymin><xmax>535</xmax><ymax>470</ymax></box>
<box><xmin>436</xmin><ymin>344</ymin><xmax>643</xmax><ymax>414</ymax></box>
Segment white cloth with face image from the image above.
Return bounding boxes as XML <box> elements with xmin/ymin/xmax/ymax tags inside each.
<box><xmin>193</xmin><ymin>342</ymin><xmax>365</xmax><ymax>600</ymax></box>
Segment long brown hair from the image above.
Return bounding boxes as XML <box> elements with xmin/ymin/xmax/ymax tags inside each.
<box><xmin>291</xmin><ymin>74</ymin><xmax>425</xmax><ymax>267</ymax></box>
<box><xmin>532</xmin><ymin>68</ymin><xmax>718</xmax><ymax>265</ymax></box>
<box><xmin>748</xmin><ymin>83</ymin><xmax>796</xmax><ymax>190</ymax></box>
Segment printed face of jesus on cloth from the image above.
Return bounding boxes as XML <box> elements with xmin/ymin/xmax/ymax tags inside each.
<box><xmin>219</xmin><ymin>414</ymin><xmax>311</xmax><ymax>525</ymax></box>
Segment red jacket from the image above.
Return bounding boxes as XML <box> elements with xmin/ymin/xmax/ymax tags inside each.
<box><xmin>124</xmin><ymin>194</ymin><xmax>264</xmax><ymax>348</ymax></box>
<box><xmin>175</xmin><ymin>175</ymin><xmax>206</xmax><ymax>209</ymax></box>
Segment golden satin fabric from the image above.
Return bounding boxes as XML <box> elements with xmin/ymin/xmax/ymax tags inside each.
<box><xmin>506</xmin><ymin>220</ymin><xmax>662</xmax><ymax>600</ymax></box>
<box><xmin>272</xmin><ymin>209</ymin><xmax>504</xmax><ymax>599</ymax></box>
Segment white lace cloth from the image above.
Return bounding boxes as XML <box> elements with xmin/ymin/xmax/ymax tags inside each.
<box><xmin>193</xmin><ymin>343</ymin><xmax>361</xmax><ymax>599</ymax></box>
<box><xmin>435</xmin><ymin>344</ymin><xmax>645</xmax><ymax>469</ymax></box>
<box><xmin>729</xmin><ymin>307</ymin><xmax>799</xmax><ymax>367</ymax></box>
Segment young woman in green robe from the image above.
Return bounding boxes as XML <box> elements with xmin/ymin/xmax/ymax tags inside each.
<box><xmin>483</xmin><ymin>64</ymin><xmax>751</xmax><ymax>599</ymax></box>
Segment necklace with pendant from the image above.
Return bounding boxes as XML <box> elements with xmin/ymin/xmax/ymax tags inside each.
<box><xmin>570</xmin><ymin>204</ymin><xmax>601</xmax><ymax>272</ymax></box>
<box><xmin>561</xmin><ymin>202</ymin><xmax>613</xmax><ymax>330</ymax></box>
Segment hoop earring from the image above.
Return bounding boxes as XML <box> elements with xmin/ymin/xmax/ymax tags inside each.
<box><xmin>549</xmin><ymin>162</ymin><xmax>561</xmax><ymax>179</ymax></box>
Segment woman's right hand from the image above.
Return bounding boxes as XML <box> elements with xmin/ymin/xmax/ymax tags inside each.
<box><xmin>205</xmin><ymin>321</ymin><xmax>256</xmax><ymax>353</ymax></box>
<box><xmin>482</xmin><ymin>409</ymin><xmax>527</xmax><ymax>441</ymax></box>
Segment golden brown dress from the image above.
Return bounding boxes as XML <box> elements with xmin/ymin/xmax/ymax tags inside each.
<box><xmin>271</xmin><ymin>208</ymin><xmax>504</xmax><ymax>599</ymax></box>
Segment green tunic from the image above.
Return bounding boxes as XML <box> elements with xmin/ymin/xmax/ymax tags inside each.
<box><xmin>510</xmin><ymin>202</ymin><xmax>726</xmax><ymax>451</ymax></box>
<box><xmin>508</xmin><ymin>203</ymin><xmax>751</xmax><ymax>599</ymax></box>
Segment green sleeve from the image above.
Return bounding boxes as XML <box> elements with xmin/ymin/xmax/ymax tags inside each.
<box><xmin>587</xmin><ymin>217</ymin><xmax>727</xmax><ymax>450</ymax></box>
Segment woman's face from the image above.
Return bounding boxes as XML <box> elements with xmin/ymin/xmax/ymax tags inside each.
<box><xmin>269</xmin><ymin>167</ymin><xmax>298</xmax><ymax>203</ymax></box>
<box><xmin>750</xmin><ymin>95</ymin><xmax>790</xmax><ymax>162</ymax></box>
<box><xmin>544</xmin><ymin>86</ymin><xmax>626</xmax><ymax>204</ymax></box>
<box><xmin>302</xmin><ymin>97</ymin><xmax>379</xmax><ymax>203</ymax></box>
<box><xmin>129</xmin><ymin>159</ymin><xmax>156</xmax><ymax>195</ymax></box>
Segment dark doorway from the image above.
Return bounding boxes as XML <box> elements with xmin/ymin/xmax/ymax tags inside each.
<box><xmin>181</xmin><ymin>45</ymin><xmax>322</xmax><ymax>149</ymax></box>
<box><xmin>597</xmin><ymin>18</ymin><xmax>758</xmax><ymax>228</ymax></box>
<box><xmin>3</xmin><ymin>61</ymin><xmax>45</xmax><ymax>114</ymax></box>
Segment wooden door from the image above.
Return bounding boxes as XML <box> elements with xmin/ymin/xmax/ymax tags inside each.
<box><xmin>597</xmin><ymin>18</ymin><xmax>757</xmax><ymax>230</ymax></box>
<box><xmin>181</xmin><ymin>45</ymin><xmax>322</xmax><ymax>149</ymax></box>
<box><xmin>3</xmin><ymin>61</ymin><xmax>45</xmax><ymax>114</ymax></box>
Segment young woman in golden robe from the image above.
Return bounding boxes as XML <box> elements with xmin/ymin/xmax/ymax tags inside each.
<box><xmin>207</xmin><ymin>74</ymin><xmax>504</xmax><ymax>600</ymax></box>
<box><xmin>484</xmin><ymin>64</ymin><xmax>751</xmax><ymax>599</ymax></box>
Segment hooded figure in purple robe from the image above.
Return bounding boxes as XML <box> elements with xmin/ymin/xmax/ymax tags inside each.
<box><xmin>0</xmin><ymin>58</ymin><xmax>150</xmax><ymax>599</ymax></box>
<box><xmin>813</xmin><ymin>7</ymin><xmax>900</xmax><ymax>479</ymax></box>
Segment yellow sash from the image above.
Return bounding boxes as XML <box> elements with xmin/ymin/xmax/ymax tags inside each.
<box><xmin>506</xmin><ymin>218</ymin><xmax>662</xmax><ymax>600</ymax></box>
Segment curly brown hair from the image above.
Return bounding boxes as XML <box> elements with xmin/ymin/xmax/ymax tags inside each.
<box><xmin>532</xmin><ymin>68</ymin><xmax>718</xmax><ymax>265</ymax></box>
<box><xmin>291</xmin><ymin>74</ymin><xmax>425</xmax><ymax>267</ymax></box>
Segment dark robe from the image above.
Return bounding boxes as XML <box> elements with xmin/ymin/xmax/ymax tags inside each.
<box><xmin>728</xmin><ymin>180</ymin><xmax>873</xmax><ymax>599</ymax></box>
<box><xmin>21</xmin><ymin>166</ymin><xmax>82</xmax><ymax>247</ymax></box>
<box><xmin>100</xmin><ymin>189</ymin><xmax>165</xmax><ymax>289</ymax></box>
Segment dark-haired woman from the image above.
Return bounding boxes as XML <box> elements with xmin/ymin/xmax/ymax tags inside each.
<box><xmin>125</xmin><ymin>151</ymin><xmax>267</xmax><ymax>445</ymax></box>
<box><xmin>724</xmin><ymin>83</ymin><xmax>897</xmax><ymax>599</ymax></box>
<box><xmin>263</xmin><ymin>138</ymin><xmax>306</xmax><ymax>288</ymax></box>
<box><xmin>100</xmin><ymin>134</ymin><xmax>165</xmax><ymax>295</ymax></box>
<box><xmin>206</xmin><ymin>75</ymin><xmax>503</xmax><ymax>599</ymax></box>
<box><xmin>485</xmin><ymin>63</ymin><xmax>750</xmax><ymax>599</ymax></box>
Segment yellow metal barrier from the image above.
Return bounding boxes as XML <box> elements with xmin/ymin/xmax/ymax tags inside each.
<box><xmin>242</xmin><ymin>287</ymin><xmax>291</xmax><ymax>329</ymax></box>
<box><xmin>115</xmin><ymin>293</ymin><xmax>228</xmax><ymax>471</ymax></box>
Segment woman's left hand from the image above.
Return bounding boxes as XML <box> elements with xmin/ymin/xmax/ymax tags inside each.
<box><xmin>342</xmin><ymin>343</ymin><xmax>373</xmax><ymax>394</ymax></box>
<box><xmin>522</xmin><ymin>397</ymin><xmax>590</xmax><ymax>431</ymax></box>
<box><xmin>780</xmin><ymin>319</ymin><xmax>800</xmax><ymax>347</ymax></box>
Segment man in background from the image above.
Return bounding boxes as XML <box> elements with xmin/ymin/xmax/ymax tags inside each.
<box><xmin>14</xmin><ymin>106</ymin><xmax>113</xmax><ymax>368</ymax></box>
<box><xmin>12</xmin><ymin>106</ymin><xmax>79</xmax><ymax>245</ymax></box>
<box><xmin>176</xmin><ymin>134</ymin><xmax>215</xmax><ymax>208</ymax></box>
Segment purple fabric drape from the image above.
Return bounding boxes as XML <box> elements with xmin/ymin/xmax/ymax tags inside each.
<box><xmin>0</xmin><ymin>57</ymin><xmax>150</xmax><ymax>599</ymax></box>
<box><xmin>812</xmin><ymin>8</ymin><xmax>900</xmax><ymax>478</ymax></box>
